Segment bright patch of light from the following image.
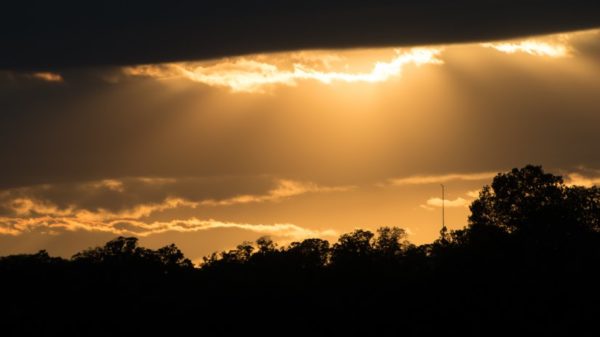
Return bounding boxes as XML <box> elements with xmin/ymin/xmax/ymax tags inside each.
<box><xmin>30</xmin><ymin>72</ymin><xmax>63</xmax><ymax>82</ymax></box>
<box><xmin>125</xmin><ymin>48</ymin><xmax>443</xmax><ymax>93</ymax></box>
<box><xmin>481</xmin><ymin>40</ymin><xmax>570</xmax><ymax>58</ymax></box>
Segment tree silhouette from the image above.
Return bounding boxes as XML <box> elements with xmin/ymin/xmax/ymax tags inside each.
<box><xmin>255</xmin><ymin>236</ymin><xmax>277</xmax><ymax>254</ymax></box>
<box><xmin>2</xmin><ymin>165</ymin><xmax>600</xmax><ymax>336</ymax></box>
<box><xmin>72</xmin><ymin>236</ymin><xmax>192</xmax><ymax>271</ymax></box>
<box><xmin>331</xmin><ymin>229</ymin><xmax>375</xmax><ymax>266</ymax></box>
<box><xmin>373</xmin><ymin>226</ymin><xmax>410</xmax><ymax>258</ymax></box>
<box><xmin>155</xmin><ymin>243</ymin><xmax>194</xmax><ymax>269</ymax></box>
<box><xmin>286</xmin><ymin>238</ymin><xmax>330</xmax><ymax>269</ymax></box>
<box><xmin>468</xmin><ymin>165</ymin><xmax>600</xmax><ymax>245</ymax></box>
<box><xmin>469</xmin><ymin>165</ymin><xmax>564</xmax><ymax>233</ymax></box>
<box><xmin>72</xmin><ymin>236</ymin><xmax>143</xmax><ymax>262</ymax></box>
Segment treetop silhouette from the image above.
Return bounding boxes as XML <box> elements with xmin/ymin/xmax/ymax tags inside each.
<box><xmin>1</xmin><ymin>164</ymin><xmax>599</xmax><ymax>336</ymax></box>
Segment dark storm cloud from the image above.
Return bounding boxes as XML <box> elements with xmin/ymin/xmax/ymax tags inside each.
<box><xmin>2</xmin><ymin>0</ymin><xmax>600</xmax><ymax>70</ymax></box>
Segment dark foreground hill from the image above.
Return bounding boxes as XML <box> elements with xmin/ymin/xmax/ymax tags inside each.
<box><xmin>1</xmin><ymin>165</ymin><xmax>599</xmax><ymax>336</ymax></box>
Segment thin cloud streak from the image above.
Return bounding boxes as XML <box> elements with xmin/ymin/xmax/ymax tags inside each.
<box><xmin>88</xmin><ymin>179</ymin><xmax>125</xmax><ymax>192</ymax></box>
<box><xmin>425</xmin><ymin>197</ymin><xmax>470</xmax><ymax>208</ymax></box>
<box><xmin>479</xmin><ymin>29</ymin><xmax>600</xmax><ymax>58</ymax></box>
<box><xmin>30</xmin><ymin>72</ymin><xmax>63</xmax><ymax>82</ymax></box>
<box><xmin>5</xmin><ymin>197</ymin><xmax>198</xmax><ymax>221</ymax></box>
<box><xmin>389</xmin><ymin>172</ymin><xmax>496</xmax><ymax>186</ymax></box>
<box><xmin>0</xmin><ymin>215</ymin><xmax>337</xmax><ymax>240</ymax></box>
<box><xmin>200</xmin><ymin>179</ymin><xmax>354</xmax><ymax>206</ymax></box>
<box><xmin>481</xmin><ymin>40</ymin><xmax>570</xmax><ymax>58</ymax></box>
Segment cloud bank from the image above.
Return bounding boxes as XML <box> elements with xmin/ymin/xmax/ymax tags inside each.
<box><xmin>0</xmin><ymin>177</ymin><xmax>342</xmax><ymax>241</ymax></box>
<box><xmin>1</xmin><ymin>1</ymin><xmax>599</xmax><ymax>70</ymax></box>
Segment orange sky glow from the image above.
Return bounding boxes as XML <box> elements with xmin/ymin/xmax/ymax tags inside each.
<box><xmin>1</xmin><ymin>28</ymin><xmax>600</xmax><ymax>263</ymax></box>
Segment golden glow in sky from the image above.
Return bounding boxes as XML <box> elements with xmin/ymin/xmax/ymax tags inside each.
<box><xmin>2</xmin><ymin>28</ymin><xmax>600</xmax><ymax>260</ymax></box>
<box><xmin>125</xmin><ymin>48</ymin><xmax>444</xmax><ymax>93</ymax></box>
<box><xmin>481</xmin><ymin>40</ymin><xmax>570</xmax><ymax>57</ymax></box>
<box><xmin>122</xmin><ymin>29</ymin><xmax>600</xmax><ymax>94</ymax></box>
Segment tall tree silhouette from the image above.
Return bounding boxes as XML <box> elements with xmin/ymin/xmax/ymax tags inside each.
<box><xmin>331</xmin><ymin>229</ymin><xmax>375</xmax><ymax>267</ymax></box>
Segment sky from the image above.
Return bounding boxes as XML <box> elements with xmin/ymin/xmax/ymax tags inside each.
<box><xmin>2</xmin><ymin>3</ymin><xmax>600</xmax><ymax>264</ymax></box>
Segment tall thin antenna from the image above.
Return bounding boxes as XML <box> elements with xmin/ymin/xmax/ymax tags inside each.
<box><xmin>441</xmin><ymin>184</ymin><xmax>445</xmax><ymax>229</ymax></box>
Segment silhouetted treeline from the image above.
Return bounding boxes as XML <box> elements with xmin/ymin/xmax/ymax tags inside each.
<box><xmin>2</xmin><ymin>165</ymin><xmax>600</xmax><ymax>336</ymax></box>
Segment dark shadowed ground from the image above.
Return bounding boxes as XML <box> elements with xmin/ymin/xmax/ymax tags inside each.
<box><xmin>1</xmin><ymin>166</ymin><xmax>599</xmax><ymax>336</ymax></box>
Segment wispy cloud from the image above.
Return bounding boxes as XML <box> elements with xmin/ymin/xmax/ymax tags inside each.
<box><xmin>419</xmin><ymin>189</ymin><xmax>481</xmax><ymax>211</ymax></box>
<box><xmin>1</xmin><ymin>177</ymin><xmax>350</xmax><ymax>217</ymax></box>
<box><xmin>424</xmin><ymin>197</ymin><xmax>470</xmax><ymax>208</ymax></box>
<box><xmin>124</xmin><ymin>48</ymin><xmax>443</xmax><ymax>93</ymax></box>
<box><xmin>200</xmin><ymin>179</ymin><xmax>353</xmax><ymax>206</ymax></box>
<box><xmin>481</xmin><ymin>40</ymin><xmax>570</xmax><ymax>58</ymax></box>
<box><xmin>4</xmin><ymin>196</ymin><xmax>198</xmax><ymax>221</ymax></box>
<box><xmin>8</xmin><ymin>198</ymin><xmax>73</xmax><ymax>217</ymax></box>
<box><xmin>136</xmin><ymin>177</ymin><xmax>178</xmax><ymax>185</ymax></box>
<box><xmin>388</xmin><ymin>172</ymin><xmax>496</xmax><ymax>186</ymax></box>
<box><xmin>88</xmin><ymin>179</ymin><xmax>124</xmax><ymax>192</ymax></box>
<box><xmin>0</xmin><ymin>177</ymin><xmax>350</xmax><ymax>239</ymax></box>
<box><xmin>29</xmin><ymin>72</ymin><xmax>64</xmax><ymax>82</ymax></box>
<box><xmin>477</xmin><ymin>30</ymin><xmax>600</xmax><ymax>58</ymax></box>
<box><xmin>466</xmin><ymin>189</ymin><xmax>481</xmax><ymax>198</ymax></box>
<box><xmin>0</xmin><ymin>215</ymin><xmax>337</xmax><ymax>240</ymax></box>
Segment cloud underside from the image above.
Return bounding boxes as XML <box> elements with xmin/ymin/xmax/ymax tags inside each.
<box><xmin>0</xmin><ymin>171</ymin><xmax>493</xmax><ymax>237</ymax></box>
<box><xmin>0</xmin><ymin>177</ymin><xmax>353</xmax><ymax>215</ymax></box>
<box><xmin>0</xmin><ymin>177</ymin><xmax>348</xmax><ymax>238</ymax></box>
<box><xmin>0</xmin><ymin>181</ymin><xmax>341</xmax><ymax>239</ymax></box>
<box><xmin>1</xmin><ymin>1</ymin><xmax>599</xmax><ymax>69</ymax></box>
<box><xmin>122</xmin><ymin>32</ymin><xmax>584</xmax><ymax>93</ymax></box>
<box><xmin>1</xmin><ymin>169</ymin><xmax>598</xmax><ymax>242</ymax></box>
<box><xmin>4</xmin><ymin>33</ymin><xmax>578</xmax><ymax>92</ymax></box>
<box><xmin>124</xmin><ymin>48</ymin><xmax>444</xmax><ymax>93</ymax></box>
<box><xmin>0</xmin><ymin>216</ymin><xmax>336</xmax><ymax>240</ymax></box>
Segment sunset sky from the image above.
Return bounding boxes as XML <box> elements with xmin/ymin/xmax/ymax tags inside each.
<box><xmin>2</xmin><ymin>2</ymin><xmax>600</xmax><ymax>264</ymax></box>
